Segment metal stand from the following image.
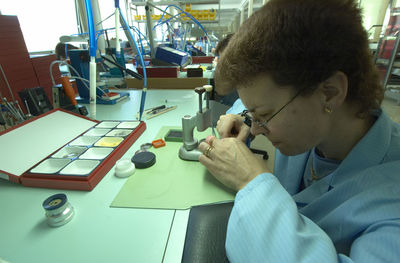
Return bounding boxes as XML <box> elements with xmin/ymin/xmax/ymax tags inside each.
<box><xmin>179</xmin><ymin>85</ymin><xmax>213</xmax><ymax>161</ymax></box>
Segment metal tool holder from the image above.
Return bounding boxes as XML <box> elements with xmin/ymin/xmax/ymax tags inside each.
<box><xmin>179</xmin><ymin>85</ymin><xmax>213</xmax><ymax>161</ymax></box>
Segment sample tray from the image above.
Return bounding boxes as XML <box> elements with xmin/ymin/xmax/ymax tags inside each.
<box><xmin>0</xmin><ymin>109</ymin><xmax>146</xmax><ymax>191</ymax></box>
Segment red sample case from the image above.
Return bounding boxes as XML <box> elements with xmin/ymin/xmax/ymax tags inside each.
<box><xmin>0</xmin><ymin>108</ymin><xmax>146</xmax><ymax>191</ymax></box>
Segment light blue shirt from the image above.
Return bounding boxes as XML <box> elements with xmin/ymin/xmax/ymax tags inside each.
<box><xmin>226</xmin><ymin>98</ymin><xmax>246</xmax><ymax>114</ymax></box>
<box><xmin>226</xmin><ymin>110</ymin><xmax>400</xmax><ymax>262</ymax></box>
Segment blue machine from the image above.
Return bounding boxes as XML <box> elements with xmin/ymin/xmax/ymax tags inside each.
<box><xmin>155</xmin><ymin>46</ymin><xmax>189</xmax><ymax>66</ymax></box>
<box><xmin>103</xmin><ymin>48</ymin><xmax>126</xmax><ymax>78</ymax></box>
<box><xmin>68</xmin><ymin>49</ymin><xmax>129</xmax><ymax>104</ymax></box>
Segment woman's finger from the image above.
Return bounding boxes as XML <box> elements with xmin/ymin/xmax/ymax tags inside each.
<box><xmin>205</xmin><ymin>135</ymin><xmax>216</xmax><ymax>146</ymax></box>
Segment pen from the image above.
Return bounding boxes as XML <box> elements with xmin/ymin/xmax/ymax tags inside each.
<box><xmin>146</xmin><ymin>106</ymin><xmax>177</xmax><ymax>119</ymax></box>
<box><xmin>145</xmin><ymin>105</ymin><xmax>166</xmax><ymax>113</ymax></box>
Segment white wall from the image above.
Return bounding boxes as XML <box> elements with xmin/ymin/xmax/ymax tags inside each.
<box><xmin>1</xmin><ymin>0</ymin><xmax>77</xmax><ymax>52</ymax></box>
<box><xmin>0</xmin><ymin>0</ymin><xmax>131</xmax><ymax>53</ymax></box>
<box><xmin>361</xmin><ymin>0</ymin><xmax>390</xmax><ymax>37</ymax></box>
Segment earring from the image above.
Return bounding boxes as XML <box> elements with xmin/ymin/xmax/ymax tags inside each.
<box><xmin>324</xmin><ymin>105</ymin><xmax>333</xmax><ymax>113</ymax></box>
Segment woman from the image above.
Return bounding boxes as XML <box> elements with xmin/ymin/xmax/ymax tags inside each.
<box><xmin>198</xmin><ymin>0</ymin><xmax>400</xmax><ymax>262</ymax></box>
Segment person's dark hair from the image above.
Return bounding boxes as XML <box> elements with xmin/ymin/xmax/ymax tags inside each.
<box><xmin>215</xmin><ymin>33</ymin><xmax>234</xmax><ymax>56</ymax></box>
<box><xmin>215</xmin><ymin>0</ymin><xmax>383</xmax><ymax>117</ymax></box>
<box><xmin>55</xmin><ymin>42</ymin><xmax>78</xmax><ymax>60</ymax></box>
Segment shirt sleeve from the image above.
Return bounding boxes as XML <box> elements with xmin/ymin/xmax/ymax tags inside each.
<box><xmin>226</xmin><ymin>98</ymin><xmax>246</xmax><ymax>115</ymax></box>
<box><xmin>225</xmin><ymin>173</ymin><xmax>400</xmax><ymax>263</ymax></box>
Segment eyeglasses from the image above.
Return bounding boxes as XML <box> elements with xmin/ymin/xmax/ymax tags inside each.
<box><xmin>241</xmin><ymin>88</ymin><xmax>305</xmax><ymax>129</ymax></box>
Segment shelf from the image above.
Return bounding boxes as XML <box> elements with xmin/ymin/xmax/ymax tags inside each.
<box><xmin>376</xmin><ymin>58</ymin><xmax>400</xmax><ymax>67</ymax></box>
<box><xmin>382</xmin><ymin>35</ymin><xmax>398</xmax><ymax>40</ymax></box>
<box><xmin>131</xmin><ymin>1</ymin><xmax>220</xmax><ymax>5</ymax></box>
<box><xmin>133</xmin><ymin>19</ymin><xmax>219</xmax><ymax>24</ymax></box>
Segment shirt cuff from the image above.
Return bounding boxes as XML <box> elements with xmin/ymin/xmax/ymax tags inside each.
<box><xmin>236</xmin><ymin>172</ymin><xmax>275</xmax><ymax>202</ymax></box>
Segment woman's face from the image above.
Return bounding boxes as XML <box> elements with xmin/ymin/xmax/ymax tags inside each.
<box><xmin>238</xmin><ymin>74</ymin><xmax>331</xmax><ymax>156</ymax></box>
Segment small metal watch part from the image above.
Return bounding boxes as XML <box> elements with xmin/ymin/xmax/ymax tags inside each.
<box><xmin>140</xmin><ymin>143</ymin><xmax>153</xmax><ymax>151</ymax></box>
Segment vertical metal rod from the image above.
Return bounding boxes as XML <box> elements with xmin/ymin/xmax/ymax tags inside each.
<box><xmin>168</xmin><ymin>23</ymin><xmax>173</xmax><ymax>45</ymax></box>
<box><xmin>248</xmin><ymin>0</ymin><xmax>254</xmax><ymax>17</ymax></box>
<box><xmin>374</xmin><ymin>33</ymin><xmax>385</xmax><ymax>64</ymax></box>
<box><xmin>125</xmin><ymin>0</ymin><xmax>132</xmax><ymax>28</ymax></box>
<box><xmin>145</xmin><ymin>3</ymin><xmax>156</xmax><ymax>59</ymax></box>
<box><xmin>0</xmin><ymin>64</ymin><xmax>15</xmax><ymax>101</ymax></box>
<box><xmin>10</xmin><ymin>102</ymin><xmax>22</xmax><ymax>120</ymax></box>
<box><xmin>383</xmin><ymin>31</ymin><xmax>400</xmax><ymax>89</ymax></box>
<box><xmin>198</xmin><ymin>93</ymin><xmax>203</xmax><ymax>113</ymax></box>
<box><xmin>75</xmin><ymin>0</ymin><xmax>89</xmax><ymax>37</ymax></box>
<box><xmin>15</xmin><ymin>101</ymin><xmax>26</xmax><ymax>120</ymax></box>
<box><xmin>9</xmin><ymin>102</ymin><xmax>21</xmax><ymax>120</ymax></box>
<box><xmin>4</xmin><ymin>100</ymin><xmax>19</xmax><ymax>120</ymax></box>
<box><xmin>182</xmin><ymin>23</ymin><xmax>189</xmax><ymax>51</ymax></box>
<box><xmin>24</xmin><ymin>100</ymin><xmax>31</xmax><ymax>116</ymax></box>
<box><xmin>91</xmin><ymin>0</ymin><xmax>105</xmax><ymax>55</ymax></box>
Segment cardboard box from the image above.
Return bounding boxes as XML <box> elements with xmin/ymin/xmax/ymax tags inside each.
<box><xmin>0</xmin><ymin>109</ymin><xmax>146</xmax><ymax>191</ymax></box>
<box><xmin>125</xmin><ymin>77</ymin><xmax>208</xmax><ymax>89</ymax></box>
<box><xmin>137</xmin><ymin>66</ymin><xmax>179</xmax><ymax>78</ymax></box>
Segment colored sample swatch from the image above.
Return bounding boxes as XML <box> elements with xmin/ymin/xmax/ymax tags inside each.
<box><xmin>94</xmin><ymin>137</ymin><xmax>124</xmax><ymax>147</ymax></box>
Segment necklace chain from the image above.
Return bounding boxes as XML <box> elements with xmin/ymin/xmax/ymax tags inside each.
<box><xmin>310</xmin><ymin>155</ymin><xmax>323</xmax><ymax>181</ymax></box>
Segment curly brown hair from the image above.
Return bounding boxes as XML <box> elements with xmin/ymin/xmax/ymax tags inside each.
<box><xmin>215</xmin><ymin>33</ymin><xmax>234</xmax><ymax>56</ymax></box>
<box><xmin>215</xmin><ymin>0</ymin><xmax>383</xmax><ymax>117</ymax></box>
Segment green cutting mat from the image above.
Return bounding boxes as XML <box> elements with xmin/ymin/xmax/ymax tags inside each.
<box><xmin>111</xmin><ymin>126</ymin><xmax>235</xmax><ymax>210</ymax></box>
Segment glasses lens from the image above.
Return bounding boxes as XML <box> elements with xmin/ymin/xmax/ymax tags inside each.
<box><xmin>250</xmin><ymin>113</ymin><xmax>269</xmax><ymax>128</ymax></box>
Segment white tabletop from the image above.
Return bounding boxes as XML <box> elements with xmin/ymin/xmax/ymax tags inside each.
<box><xmin>0</xmin><ymin>89</ymin><xmax>199</xmax><ymax>263</ymax></box>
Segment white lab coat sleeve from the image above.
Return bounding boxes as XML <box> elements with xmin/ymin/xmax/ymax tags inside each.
<box><xmin>226</xmin><ymin>173</ymin><xmax>339</xmax><ymax>262</ymax></box>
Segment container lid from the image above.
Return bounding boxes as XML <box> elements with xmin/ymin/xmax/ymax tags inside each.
<box><xmin>0</xmin><ymin>109</ymin><xmax>97</xmax><ymax>180</ymax></box>
<box><xmin>131</xmin><ymin>151</ymin><xmax>156</xmax><ymax>169</ymax></box>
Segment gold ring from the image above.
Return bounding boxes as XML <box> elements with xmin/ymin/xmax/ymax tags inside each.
<box><xmin>209</xmin><ymin>137</ymin><xmax>215</xmax><ymax>147</ymax></box>
<box><xmin>204</xmin><ymin>145</ymin><xmax>214</xmax><ymax>158</ymax></box>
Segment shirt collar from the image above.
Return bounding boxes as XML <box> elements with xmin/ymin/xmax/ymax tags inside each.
<box><xmin>330</xmin><ymin>109</ymin><xmax>391</xmax><ymax>186</ymax></box>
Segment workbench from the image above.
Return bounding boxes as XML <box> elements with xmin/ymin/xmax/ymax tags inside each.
<box><xmin>0</xmin><ymin>89</ymin><xmax>274</xmax><ymax>263</ymax></box>
<box><xmin>0</xmin><ymin>90</ymin><xmax>198</xmax><ymax>263</ymax></box>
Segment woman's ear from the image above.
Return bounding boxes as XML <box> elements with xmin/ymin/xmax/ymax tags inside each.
<box><xmin>320</xmin><ymin>71</ymin><xmax>348</xmax><ymax>107</ymax></box>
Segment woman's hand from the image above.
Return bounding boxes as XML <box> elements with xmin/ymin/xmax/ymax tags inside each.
<box><xmin>217</xmin><ymin>114</ymin><xmax>250</xmax><ymax>142</ymax></box>
<box><xmin>199</xmin><ymin>136</ymin><xmax>270</xmax><ymax>191</ymax></box>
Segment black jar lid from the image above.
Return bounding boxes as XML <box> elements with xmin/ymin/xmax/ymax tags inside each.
<box><xmin>131</xmin><ymin>151</ymin><xmax>156</xmax><ymax>169</ymax></box>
